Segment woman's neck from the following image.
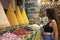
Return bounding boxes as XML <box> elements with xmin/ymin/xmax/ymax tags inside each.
<box><xmin>48</xmin><ymin>19</ymin><xmax>52</xmax><ymax>21</ymax></box>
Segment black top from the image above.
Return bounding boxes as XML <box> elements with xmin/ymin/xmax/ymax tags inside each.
<box><xmin>43</xmin><ymin>21</ymin><xmax>53</xmax><ymax>33</ymax></box>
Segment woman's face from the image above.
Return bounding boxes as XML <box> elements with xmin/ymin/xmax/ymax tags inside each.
<box><xmin>44</xmin><ymin>11</ymin><xmax>47</xmax><ymax>16</ymax></box>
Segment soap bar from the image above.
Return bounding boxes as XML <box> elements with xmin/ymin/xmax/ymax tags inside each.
<box><xmin>0</xmin><ymin>2</ymin><xmax>10</xmax><ymax>28</ymax></box>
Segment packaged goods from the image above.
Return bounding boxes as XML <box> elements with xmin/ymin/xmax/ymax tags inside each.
<box><xmin>15</xmin><ymin>6</ymin><xmax>25</xmax><ymax>25</ymax></box>
<box><xmin>0</xmin><ymin>2</ymin><xmax>10</xmax><ymax>28</ymax></box>
<box><xmin>6</xmin><ymin>4</ymin><xmax>19</xmax><ymax>26</ymax></box>
<box><xmin>22</xmin><ymin>8</ymin><xmax>29</xmax><ymax>24</ymax></box>
<box><xmin>0</xmin><ymin>33</ymin><xmax>21</xmax><ymax>40</ymax></box>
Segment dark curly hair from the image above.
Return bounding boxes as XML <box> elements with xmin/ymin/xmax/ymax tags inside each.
<box><xmin>46</xmin><ymin>8</ymin><xmax>57</xmax><ymax>21</ymax></box>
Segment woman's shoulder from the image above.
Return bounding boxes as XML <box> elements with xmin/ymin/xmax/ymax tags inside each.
<box><xmin>51</xmin><ymin>19</ymin><xmax>57</xmax><ymax>26</ymax></box>
<box><xmin>51</xmin><ymin>19</ymin><xmax>56</xmax><ymax>23</ymax></box>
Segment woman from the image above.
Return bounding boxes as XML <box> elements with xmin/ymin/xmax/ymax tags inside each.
<box><xmin>43</xmin><ymin>8</ymin><xmax>58</xmax><ymax>40</ymax></box>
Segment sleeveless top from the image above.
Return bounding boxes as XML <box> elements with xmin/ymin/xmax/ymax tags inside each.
<box><xmin>43</xmin><ymin>21</ymin><xmax>53</xmax><ymax>33</ymax></box>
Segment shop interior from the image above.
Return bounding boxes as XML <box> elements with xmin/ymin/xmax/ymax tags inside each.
<box><xmin>0</xmin><ymin>0</ymin><xmax>60</xmax><ymax>40</ymax></box>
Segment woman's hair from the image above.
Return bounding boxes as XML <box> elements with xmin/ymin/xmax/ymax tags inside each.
<box><xmin>46</xmin><ymin>8</ymin><xmax>56</xmax><ymax>20</ymax></box>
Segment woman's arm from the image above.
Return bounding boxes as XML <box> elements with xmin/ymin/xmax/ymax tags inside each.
<box><xmin>51</xmin><ymin>20</ymin><xmax>58</xmax><ymax>40</ymax></box>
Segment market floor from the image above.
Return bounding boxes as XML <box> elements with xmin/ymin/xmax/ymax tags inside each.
<box><xmin>59</xmin><ymin>36</ymin><xmax>60</xmax><ymax>40</ymax></box>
